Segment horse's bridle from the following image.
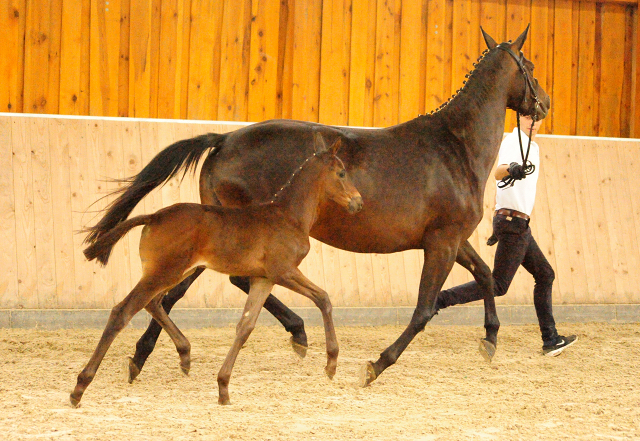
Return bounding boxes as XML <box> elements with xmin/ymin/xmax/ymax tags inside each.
<box><xmin>496</xmin><ymin>43</ymin><xmax>544</xmax><ymax>189</ymax></box>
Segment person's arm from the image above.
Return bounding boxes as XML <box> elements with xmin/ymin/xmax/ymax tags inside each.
<box><xmin>494</xmin><ymin>164</ymin><xmax>510</xmax><ymax>180</ymax></box>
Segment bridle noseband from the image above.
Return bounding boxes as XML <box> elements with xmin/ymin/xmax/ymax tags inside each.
<box><xmin>496</xmin><ymin>43</ymin><xmax>544</xmax><ymax>189</ymax></box>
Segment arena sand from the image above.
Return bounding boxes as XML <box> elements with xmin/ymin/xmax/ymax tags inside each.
<box><xmin>1</xmin><ymin>322</ymin><xmax>639</xmax><ymax>440</ymax></box>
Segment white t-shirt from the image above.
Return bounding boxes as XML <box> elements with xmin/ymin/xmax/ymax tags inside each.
<box><xmin>494</xmin><ymin>127</ymin><xmax>540</xmax><ymax>216</ymax></box>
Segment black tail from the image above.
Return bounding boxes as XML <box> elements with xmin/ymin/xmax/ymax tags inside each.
<box><xmin>84</xmin><ymin>132</ymin><xmax>225</xmax><ymax>246</ymax></box>
<box><xmin>84</xmin><ymin>215</ymin><xmax>155</xmax><ymax>266</ymax></box>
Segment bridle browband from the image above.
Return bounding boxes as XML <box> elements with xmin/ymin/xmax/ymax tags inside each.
<box><xmin>496</xmin><ymin>43</ymin><xmax>544</xmax><ymax>189</ymax></box>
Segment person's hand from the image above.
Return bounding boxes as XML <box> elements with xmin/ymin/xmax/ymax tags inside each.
<box><xmin>508</xmin><ymin>162</ymin><xmax>526</xmax><ymax>180</ymax></box>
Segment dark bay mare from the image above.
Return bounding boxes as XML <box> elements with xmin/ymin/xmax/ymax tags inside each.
<box><xmin>83</xmin><ymin>27</ymin><xmax>549</xmax><ymax>388</ymax></box>
<box><xmin>72</xmin><ymin>135</ymin><xmax>363</xmax><ymax>406</ymax></box>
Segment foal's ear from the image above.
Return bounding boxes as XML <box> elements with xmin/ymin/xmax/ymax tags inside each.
<box><xmin>329</xmin><ymin>138</ymin><xmax>342</xmax><ymax>156</ymax></box>
<box><xmin>512</xmin><ymin>24</ymin><xmax>530</xmax><ymax>51</ymax></box>
<box><xmin>314</xmin><ymin>132</ymin><xmax>328</xmax><ymax>154</ymax></box>
<box><xmin>480</xmin><ymin>27</ymin><xmax>497</xmax><ymax>50</ymax></box>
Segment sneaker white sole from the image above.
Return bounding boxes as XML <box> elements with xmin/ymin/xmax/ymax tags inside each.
<box><xmin>543</xmin><ymin>336</ymin><xmax>578</xmax><ymax>357</ymax></box>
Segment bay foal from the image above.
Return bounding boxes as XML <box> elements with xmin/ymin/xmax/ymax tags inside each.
<box><xmin>71</xmin><ymin>134</ymin><xmax>363</xmax><ymax>406</ymax></box>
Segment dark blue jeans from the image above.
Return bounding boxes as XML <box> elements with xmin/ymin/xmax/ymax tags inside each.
<box><xmin>437</xmin><ymin>214</ymin><xmax>558</xmax><ymax>346</ymax></box>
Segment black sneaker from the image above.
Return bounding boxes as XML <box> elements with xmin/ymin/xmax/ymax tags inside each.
<box><xmin>542</xmin><ymin>335</ymin><xmax>578</xmax><ymax>357</ymax></box>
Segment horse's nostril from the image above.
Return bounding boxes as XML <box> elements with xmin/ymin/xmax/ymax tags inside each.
<box><xmin>349</xmin><ymin>196</ymin><xmax>364</xmax><ymax>213</ymax></box>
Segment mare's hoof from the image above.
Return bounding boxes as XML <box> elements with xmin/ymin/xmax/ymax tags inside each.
<box><xmin>127</xmin><ymin>357</ymin><xmax>141</xmax><ymax>384</ymax></box>
<box><xmin>290</xmin><ymin>336</ymin><xmax>308</xmax><ymax>359</ymax></box>
<box><xmin>69</xmin><ymin>394</ymin><xmax>81</xmax><ymax>408</ymax></box>
<box><xmin>218</xmin><ymin>396</ymin><xmax>231</xmax><ymax>406</ymax></box>
<box><xmin>324</xmin><ymin>365</ymin><xmax>336</xmax><ymax>380</ymax></box>
<box><xmin>479</xmin><ymin>339</ymin><xmax>496</xmax><ymax>363</ymax></box>
<box><xmin>180</xmin><ymin>364</ymin><xmax>190</xmax><ymax>376</ymax></box>
<box><xmin>359</xmin><ymin>361</ymin><xmax>377</xmax><ymax>387</ymax></box>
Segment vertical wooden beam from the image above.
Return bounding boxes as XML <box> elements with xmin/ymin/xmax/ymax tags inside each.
<box><xmin>551</xmin><ymin>0</ymin><xmax>573</xmax><ymax>135</ymax></box>
<box><xmin>372</xmin><ymin>0</ymin><xmax>401</xmax><ymax>128</ymax></box>
<box><xmin>0</xmin><ymin>117</ymin><xmax>18</xmax><ymax>308</ymax></box>
<box><xmin>348</xmin><ymin>0</ymin><xmax>377</xmax><ymax>126</ymax></box>
<box><xmin>217</xmin><ymin>0</ymin><xmax>251</xmax><ymax>121</ymax></box>
<box><xmin>598</xmin><ymin>3</ymin><xmax>626</xmax><ymax>137</ymax></box>
<box><xmin>187</xmin><ymin>0</ymin><xmax>224</xmax><ymax>120</ymax></box>
<box><xmin>157</xmin><ymin>0</ymin><xmax>192</xmax><ymax>119</ymax></box>
<box><xmin>291</xmin><ymin>0</ymin><xmax>322</xmax><ymax>122</ymax></box>
<box><xmin>23</xmin><ymin>0</ymin><xmax>62</xmax><ymax>114</ymax></box>
<box><xmin>247</xmin><ymin>0</ymin><xmax>282</xmax><ymax>122</ymax></box>
<box><xmin>398</xmin><ymin>0</ymin><xmax>427</xmax><ymax>122</ymax></box>
<box><xmin>0</xmin><ymin>0</ymin><xmax>27</xmax><ymax>113</ymax></box>
<box><xmin>90</xmin><ymin>0</ymin><xmax>123</xmax><ymax>116</ymax></box>
<box><xmin>576</xmin><ymin>2</ymin><xmax>596</xmax><ymax>136</ymax></box>
<box><xmin>319</xmin><ymin>0</ymin><xmax>352</xmax><ymax>125</ymax></box>
<box><xmin>59</xmin><ymin>0</ymin><xmax>90</xmax><ymax>115</ymax></box>
<box><xmin>425</xmin><ymin>0</ymin><xmax>446</xmax><ymax>113</ymax></box>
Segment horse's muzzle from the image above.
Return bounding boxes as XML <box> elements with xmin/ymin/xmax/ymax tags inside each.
<box><xmin>348</xmin><ymin>196</ymin><xmax>364</xmax><ymax>214</ymax></box>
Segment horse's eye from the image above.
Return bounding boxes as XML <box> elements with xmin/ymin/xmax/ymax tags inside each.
<box><xmin>338</xmin><ymin>170</ymin><xmax>346</xmax><ymax>178</ymax></box>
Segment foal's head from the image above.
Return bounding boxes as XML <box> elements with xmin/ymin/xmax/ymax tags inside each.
<box><xmin>314</xmin><ymin>133</ymin><xmax>363</xmax><ymax>214</ymax></box>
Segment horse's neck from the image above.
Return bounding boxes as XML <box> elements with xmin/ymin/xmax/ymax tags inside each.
<box><xmin>273</xmin><ymin>160</ymin><xmax>326</xmax><ymax>234</ymax></box>
<box><xmin>426</xmin><ymin>54</ymin><xmax>512</xmax><ymax>178</ymax></box>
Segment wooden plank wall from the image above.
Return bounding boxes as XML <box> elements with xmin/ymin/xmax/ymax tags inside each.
<box><xmin>1</xmin><ymin>0</ymin><xmax>639</xmax><ymax>137</ymax></box>
<box><xmin>1</xmin><ymin>114</ymin><xmax>640</xmax><ymax>310</ymax></box>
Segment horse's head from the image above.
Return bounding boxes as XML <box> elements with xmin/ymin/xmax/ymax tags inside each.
<box><xmin>482</xmin><ymin>25</ymin><xmax>550</xmax><ymax>121</ymax></box>
<box><xmin>314</xmin><ymin>133</ymin><xmax>363</xmax><ymax>214</ymax></box>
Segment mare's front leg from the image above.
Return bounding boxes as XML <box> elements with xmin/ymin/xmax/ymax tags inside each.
<box><xmin>70</xmin><ymin>278</ymin><xmax>165</xmax><ymax>407</ymax></box>
<box><xmin>361</xmin><ymin>230</ymin><xmax>459</xmax><ymax>387</ymax></box>
<box><xmin>217</xmin><ymin>277</ymin><xmax>274</xmax><ymax>405</ymax></box>
<box><xmin>275</xmin><ymin>268</ymin><xmax>339</xmax><ymax>379</ymax></box>
<box><xmin>129</xmin><ymin>267</ymin><xmax>205</xmax><ymax>382</ymax></box>
<box><xmin>456</xmin><ymin>240</ymin><xmax>499</xmax><ymax>361</ymax></box>
<box><xmin>230</xmin><ymin>276</ymin><xmax>308</xmax><ymax>357</ymax></box>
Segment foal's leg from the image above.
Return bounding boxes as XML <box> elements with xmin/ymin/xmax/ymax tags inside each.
<box><xmin>70</xmin><ymin>278</ymin><xmax>165</xmax><ymax>407</ymax></box>
<box><xmin>144</xmin><ymin>293</ymin><xmax>192</xmax><ymax>375</ymax></box>
<box><xmin>456</xmin><ymin>240</ymin><xmax>499</xmax><ymax>361</ymax></box>
<box><xmin>129</xmin><ymin>267</ymin><xmax>205</xmax><ymax>382</ymax></box>
<box><xmin>217</xmin><ymin>277</ymin><xmax>274</xmax><ymax>405</ymax></box>
<box><xmin>276</xmin><ymin>269</ymin><xmax>339</xmax><ymax>379</ymax></box>
<box><xmin>230</xmin><ymin>276</ymin><xmax>308</xmax><ymax>357</ymax></box>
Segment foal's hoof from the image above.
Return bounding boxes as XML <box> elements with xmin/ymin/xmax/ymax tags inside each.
<box><xmin>180</xmin><ymin>364</ymin><xmax>190</xmax><ymax>376</ymax></box>
<box><xmin>69</xmin><ymin>394</ymin><xmax>82</xmax><ymax>408</ymax></box>
<box><xmin>324</xmin><ymin>365</ymin><xmax>336</xmax><ymax>380</ymax></box>
<box><xmin>290</xmin><ymin>336</ymin><xmax>308</xmax><ymax>359</ymax></box>
<box><xmin>127</xmin><ymin>357</ymin><xmax>141</xmax><ymax>384</ymax></box>
<box><xmin>479</xmin><ymin>339</ymin><xmax>496</xmax><ymax>363</ymax></box>
<box><xmin>359</xmin><ymin>361</ymin><xmax>377</xmax><ymax>387</ymax></box>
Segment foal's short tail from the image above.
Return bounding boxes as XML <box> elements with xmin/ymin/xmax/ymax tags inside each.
<box><xmin>83</xmin><ymin>132</ymin><xmax>225</xmax><ymax>246</ymax></box>
<box><xmin>84</xmin><ymin>215</ymin><xmax>154</xmax><ymax>266</ymax></box>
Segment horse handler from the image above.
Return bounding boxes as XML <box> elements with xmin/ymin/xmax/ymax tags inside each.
<box><xmin>436</xmin><ymin>114</ymin><xmax>577</xmax><ymax>356</ymax></box>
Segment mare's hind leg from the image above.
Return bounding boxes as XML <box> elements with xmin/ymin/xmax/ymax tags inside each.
<box><xmin>275</xmin><ymin>269</ymin><xmax>339</xmax><ymax>379</ymax></box>
<box><xmin>456</xmin><ymin>240</ymin><xmax>499</xmax><ymax>361</ymax></box>
<box><xmin>128</xmin><ymin>267</ymin><xmax>205</xmax><ymax>382</ymax></box>
<box><xmin>70</xmin><ymin>278</ymin><xmax>166</xmax><ymax>407</ymax></box>
<box><xmin>217</xmin><ymin>277</ymin><xmax>274</xmax><ymax>405</ymax></box>
<box><xmin>230</xmin><ymin>276</ymin><xmax>308</xmax><ymax>358</ymax></box>
<box><xmin>144</xmin><ymin>293</ymin><xmax>192</xmax><ymax>375</ymax></box>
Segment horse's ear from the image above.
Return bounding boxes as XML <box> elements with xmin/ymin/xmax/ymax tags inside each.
<box><xmin>314</xmin><ymin>132</ymin><xmax>328</xmax><ymax>154</ymax></box>
<box><xmin>512</xmin><ymin>24</ymin><xmax>530</xmax><ymax>51</ymax></box>
<box><xmin>329</xmin><ymin>138</ymin><xmax>342</xmax><ymax>156</ymax></box>
<box><xmin>480</xmin><ymin>27</ymin><xmax>497</xmax><ymax>50</ymax></box>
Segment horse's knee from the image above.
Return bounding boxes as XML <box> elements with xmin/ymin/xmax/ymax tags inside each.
<box><xmin>409</xmin><ymin>308</ymin><xmax>434</xmax><ymax>334</ymax></box>
<box><xmin>107</xmin><ymin>304</ymin><xmax>129</xmax><ymax>333</ymax></box>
